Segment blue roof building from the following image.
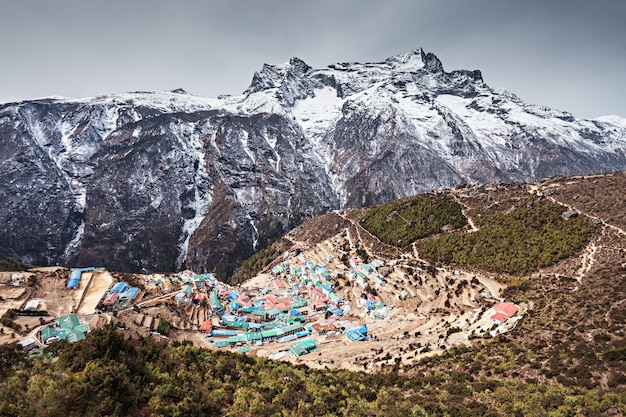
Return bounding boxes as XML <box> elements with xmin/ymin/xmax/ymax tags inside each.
<box><xmin>118</xmin><ymin>287</ymin><xmax>139</xmax><ymax>301</ymax></box>
<box><xmin>110</xmin><ymin>282</ymin><xmax>129</xmax><ymax>294</ymax></box>
<box><xmin>346</xmin><ymin>325</ymin><xmax>369</xmax><ymax>342</ymax></box>
<box><xmin>67</xmin><ymin>267</ymin><xmax>94</xmax><ymax>289</ymax></box>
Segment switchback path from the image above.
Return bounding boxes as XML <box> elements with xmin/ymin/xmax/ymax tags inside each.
<box><xmin>527</xmin><ymin>183</ymin><xmax>625</xmax><ymax>284</ymax></box>
<box><xmin>527</xmin><ymin>184</ymin><xmax>626</xmax><ymax>237</ymax></box>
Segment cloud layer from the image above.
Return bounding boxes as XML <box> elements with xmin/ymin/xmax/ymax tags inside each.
<box><xmin>1</xmin><ymin>0</ymin><xmax>624</xmax><ymax>118</ymax></box>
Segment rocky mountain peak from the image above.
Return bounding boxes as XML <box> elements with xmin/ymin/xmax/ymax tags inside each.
<box><xmin>385</xmin><ymin>48</ymin><xmax>428</xmax><ymax>71</ymax></box>
<box><xmin>423</xmin><ymin>51</ymin><xmax>444</xmax><ymax>73</ymax></box>
<box><xmin>286</xmin><ymin>57</ymin><xmax>312</xmax><ymax>76</ymax></box>
<box><xmin>381</xmin><ymin>48</ymin><xmax>444</xmax><ymax>75</ymax></box>
<box><xmin>244</xmin><ymin>56</ymin><xmax>312</xmax><ymax>96</ymax></box>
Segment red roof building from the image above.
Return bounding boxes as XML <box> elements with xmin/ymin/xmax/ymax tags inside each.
<box><xmin>274</xmin><ymin>301</ymin><xmax>291</xmax><ymax>311</ymax></box>
<box><xmin>491</xmin><ymin>312</ymin><xmax>509</xmax><ymax>324</ymax></box>
<box><xmin>310</xmin><ymin>287</ymin><xmax>325</xmax><ymax>299</ymax></box>
<box><xmin>494</xmin><ymin>302</ymin><xmax>519</xmax><ymax>318</ymax></box>
<box><xmin>311</xmin><ymin>322</ymin><xmax>336</xmax><ymax>335</ymax></box>
<box><xmin>491</xmin><ymin>302</ymin><xmax>519</xmax><ymax>324</ymax></box>
<box><xmin>199</xmin><ymin>320</ymin><xmax>213</xmax><ymax>331</ymax></box>
<box><xmin>103</xmin><ymin>293</ymin><xmax>119</xmax><ymax>306</ymax></box>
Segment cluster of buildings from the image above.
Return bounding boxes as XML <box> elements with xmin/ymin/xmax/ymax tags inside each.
<box><xmin>172</xmin><ymin>272</ymin><xmax>219</xmax><ymax>304</ymax></box>
<box><xmin>100</xmin><ymin>281</ymin><xmax>140</xmax><ymax>310</ymax></box>
<box><xmin>12</xmin><ymin>248</ymin><xmax>522</xmax><ymax>363</ymax></box>
<box><xmin>182</xmin><ymin>252</ymin><xmax>389</xmax><ymax>357</ymax></box>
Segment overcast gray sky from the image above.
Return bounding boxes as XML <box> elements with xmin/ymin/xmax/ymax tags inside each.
<box><xmin>1</xmin><ymin>0</ymin><xmax>624</xmax><ymax>119</ymax></box>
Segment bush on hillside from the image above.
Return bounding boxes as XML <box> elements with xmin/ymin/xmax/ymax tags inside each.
<box><xmin>0</xmin><ymin>257</ymin><xmax>34</xmax><ymax>272</ymax></box>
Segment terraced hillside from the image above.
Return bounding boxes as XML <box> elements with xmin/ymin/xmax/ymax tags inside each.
<box><xmin>1</xmin><ymin>172</ymin><xmax>625</xmax><ymax>416</ymax></box>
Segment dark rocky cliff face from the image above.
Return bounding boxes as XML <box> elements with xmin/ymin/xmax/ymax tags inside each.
<box><xmin>1</xmin><ymin>49</ymin><xmax>625</xmax><ymax>279</ymax></box>
<box><xmin>0</xmin><ymin>97</ymin><xmax>339</xmax><ymax>278</ymax></box>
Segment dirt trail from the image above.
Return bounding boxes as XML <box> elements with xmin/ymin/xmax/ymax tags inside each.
<box><xmin>335</xmin><ymin>210</ymin><xmax>401</xmax><ymax>258</ymax></box>
<box><xmin>451</xmin><ymin>194</ymin><xmax>479</xmax><ymax>233</ymax></box>
<box><xmin>344</xmin><ymin>226</ymin><xmax>355</xmax><ymax>250</ymax></box>
<box><xmin>530</xmin><ymin>183</ymin><xmax>626</xmax><ymax>238</ymax></box>
<box><xmin>576</xmin><ymin>241</ymin><xmax>597</xmax><ymax>283</ymax></box>
<box><xmin>550</xmin><ymin>194</ymin><xmax>626</xmax><ymax>237</ymax></box>
<box><xmin>475</xmin><ymin>275</ymin><xmax>504</xmax><ymax>301</ymax></box>
<box><xmin>125</xmin><ymin>290</ymin><xmax>181</xmax><ymax>311</ymax></box>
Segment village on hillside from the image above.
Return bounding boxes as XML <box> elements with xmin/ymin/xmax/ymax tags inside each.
<box><xmin>0</xmin><ymin>225</ymin><xmax>524</xmax><ymax>370</ymax></box>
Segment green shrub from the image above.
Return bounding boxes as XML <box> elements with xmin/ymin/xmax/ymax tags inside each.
<box><xmin>0</xmin><ymin>310</ymin><xmax>21</xmax><ymax>332</ymax></box>
<box><xmin>603</xmin><ymin>346</ymin><xmax>626</xmax><ymax>361</ymax></box>
<box><xmin>0</xmin><ymin>257</ymin><xmax>34</xmax><ymax>272</ymax></box>
<box><xmin>157</xmin><ymin>319</ymin><xmax>171</xmax><ymax>336</ymax></box>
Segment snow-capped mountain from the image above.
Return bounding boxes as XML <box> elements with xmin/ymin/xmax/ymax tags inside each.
<box><xmin>1</xmin><ymin>48</ymin><xmax>625</xmax><ymax>278</ymax></box>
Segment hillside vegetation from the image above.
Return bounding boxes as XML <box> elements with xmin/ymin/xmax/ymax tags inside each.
<box><xmin>418</xmin><ymin>197</ymin><xmax>597</xmax><ymax>274</ymax></box>
<box><xmin>0</xmin><ymin>257</ymin><xmax>34</xmax><ymax>272</ymax></box>
<box><xmin>0</xmin><ymin>325</ymin><xmax>624</xmax><ymax>416</ymax></box>
<box><xmin>360</xmin><ymin>193</ymin><xmax>467</xmax><ymax>246</ymax></box>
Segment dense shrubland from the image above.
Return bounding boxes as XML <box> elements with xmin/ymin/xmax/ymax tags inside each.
<box><xmin>0</xmin><ymin>325</ymin><xmax>624</xmax><ymax>416</ymax></box>
<box><xmin>361</xmin><ymin>194</ymin><xmax>467</xmax><ymax>247</ymax></box>
<box><xmin>418</xmin><ymin>197</ymin><xmax>596</xmax><ymax>274</ymax></box>
<box><xmin>233</xmin><ymin>246</ymin><xmax>277</xmax><ymax>284</ymax></box>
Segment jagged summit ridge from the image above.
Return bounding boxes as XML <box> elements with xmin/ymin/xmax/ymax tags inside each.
<box><xmin>0</xmin><ymin>48</ymin><xmax>625</xmax><ymax>276</ymax></box>
<box><xmin>385</xmin><ymin>48</ymin><xmax>430</xmax><ymax>71</ymax></box>
<box><xmin>381</xmin><ymin>48</ymin><xmax>447</xmax><ymax>75</ymax></box>
<box><xmin>241</xmin><ymin>49</ymin><xmax>488</xmax><ymax>112</ymax></box>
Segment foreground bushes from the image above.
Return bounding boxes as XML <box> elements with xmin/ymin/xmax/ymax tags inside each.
<box><xmin>0</xmin><ymin>325</ymin><xmax>624</xmax><ymax>416</ymax></box>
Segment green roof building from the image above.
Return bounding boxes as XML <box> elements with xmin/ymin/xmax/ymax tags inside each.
<box><xmin>58</xmin><ymin>314</ymin><xmax>81</xmax><ymax>330</ymax></box>
<box><xmin>245</xmin><ymin>332</ymin><xmax>263</xmax><ymax>344</ymax></box>
<box><xmin>222</xmin><ymin>319</ymin><xmax>249</xmax><ymax>329</ymax></box>
<box><xmin>226</xmin><ymin>335</ymin><xmax>247</xmax><ymax>346</ymax></box>
<box><xmin>289</xmin><ymin>338</ymin><xmax>318</xmax><ymax>357</ymax></box>
<box><xmin>41</xmin><ymin>314</ymin><xmax>89</xmax><ymax>344</ymax></box>
<box><xmin>290</xmin><ymin>298</ymin><xmax>307</xmax><ymax>309</ymax></box>
<box><xmin>261</xmin><ymin>329</ymin><xmax>278</xmax><ymax>342</ymax></box>
<box><xmin>236</xmin><ymin>346</ymin><xmax>251</xmax><ymax>354</ymax></box>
